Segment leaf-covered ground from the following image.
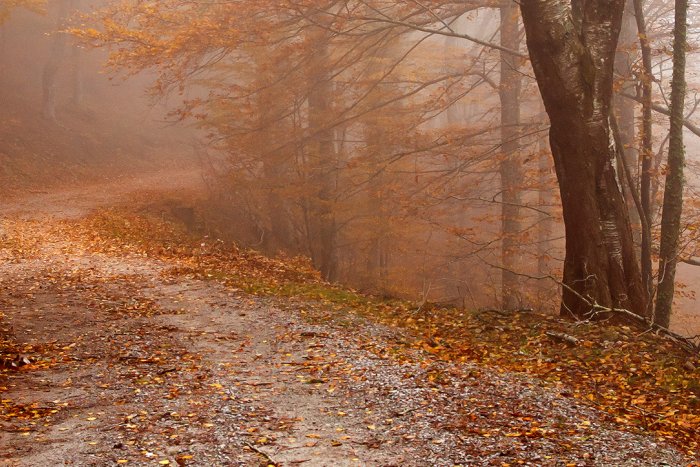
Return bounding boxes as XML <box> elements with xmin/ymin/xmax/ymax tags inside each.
<box><xmin>0</xmin><ymin>175</ymin><xmax>698</xmax><ymax>466</ymax></box>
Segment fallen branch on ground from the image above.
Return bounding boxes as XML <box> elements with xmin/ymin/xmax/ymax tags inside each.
<box><xmin>546</xmin><ymin>331</ymin><xmax>580</xmax><ymax>347</ymax></box>
<box><xmin>483</xmin><ymin>261</ymin><xmax>700</xmax><ymax>353</ymax></box>
<box><xmin>245</xmin><ymin>443</ymin><xmax>277</xmax><ymax>466</ymax></box>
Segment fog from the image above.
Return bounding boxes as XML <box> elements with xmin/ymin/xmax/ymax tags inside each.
<box><xmin>1</xmin><ymin>0</ymin><xmax>699</xmax><ymax>337</ymax></box>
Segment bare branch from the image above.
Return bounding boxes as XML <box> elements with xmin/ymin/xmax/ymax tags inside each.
<box><xmin>619</xmin><ymin>91</ymin><xmax>700</xmax><ymax>138</ymax></box>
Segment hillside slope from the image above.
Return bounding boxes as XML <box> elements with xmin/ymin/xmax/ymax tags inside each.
<box><xmin>0</xmin><ymin>87</ymin><xmax>192</xmax><ymax>197</ymax></box>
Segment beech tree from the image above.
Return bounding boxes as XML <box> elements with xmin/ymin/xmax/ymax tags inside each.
<box><xmin>655</xmin><ymin>0</ymin><xmax>688</xmax><ymax>327</ymax></box>
<box><xmin>305</xmin><ymin>24</ymin><xmax>339</xmax><ymax>282</ymax></box>
<box><xmin>520</xmin><ymin>1</ymin><xmax>646</xmax><ymax>318</ymax></box>
<box><xmin>632</xmin><ymin>0</ymin><xmax>655</xmax><ymax>306</ymax></box>
<box><xmin>498</xmin><ymin>1</ymin><xmax>523</xmax><ymax>310</ymax></box>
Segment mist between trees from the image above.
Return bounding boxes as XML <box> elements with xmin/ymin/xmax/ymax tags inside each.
<box><xmin>3</xmin><ymin>0</ymin><xmax>700</xmax><ymax>339</ymax></box>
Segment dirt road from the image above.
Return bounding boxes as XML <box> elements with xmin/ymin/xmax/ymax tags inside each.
<box><xmin>0</xmin><ymin>173</ymin><xmax>694</xmax><ymax>466</ymax></box>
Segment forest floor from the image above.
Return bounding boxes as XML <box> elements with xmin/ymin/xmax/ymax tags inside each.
<box><xmin>0</xmin><ymin>170</ymin><xmax>698</xmax><ymax>466</ymax></box>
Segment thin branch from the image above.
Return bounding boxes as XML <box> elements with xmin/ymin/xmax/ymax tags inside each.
<box><xmin>619</xmin><ymin>91</ymin><xmax>700</xmax><ymax>137</ymax></box>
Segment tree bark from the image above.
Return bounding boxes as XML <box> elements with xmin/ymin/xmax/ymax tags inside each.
<box><xmin>655</xmin><ymin>0</ymin><xmax>688</xmax><ymax>328</ymax></box>
<box><xmin>252</xmin><ymin>56</ymin><xmax>297</xmax><ymax>255</ymax></box>
<box><xmin>0</xmin><ymin>24</ymin><xmax>6</xmax><ymax>84</ymax></box>
<box><xmin>364</xmin><ymin>122</ymin><xmax>390</xmax><ymax>292</ymax></box>
<box><xmin>632</xmin><ymin>0</ymin><xmax>654</xmax><ymax>309</ymax></box>
<box><xmin>306</xmin><ymin>31</ymin><xmax>338</xmax><ymax>282</ymax></box>
<box><xmin>520</xmin><ymin>0</ymin><xmax>646</xmax><ymax>319</ymax></box>
<box><xmin>537</xmin><ymin>127</ymin><xmax>554</xmax><ymax>279</ymax></box>
<box><xmin>499</xmin><ymin>0</ymin><xmax>523</xmax><ymax>311</ymax></box>
<box><xmin>614</xmin><ymin>1</ymin><xmax>638</xmax><ymax>215</ymax></box>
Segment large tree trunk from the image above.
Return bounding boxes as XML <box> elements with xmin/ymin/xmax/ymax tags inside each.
<box><xmin>520</xmin><ymin>0</ymin><xmax>646</xmax><ymax>318</ymax></box>
<box><xmin>655</xmin><ymin>0</ymin><xmax>688</xmax><ymax>328</ymax></box>
<box><xmin>499</xmin><ymin>0</ymin><xmax>523</xmax><ymax>311</ymax></box>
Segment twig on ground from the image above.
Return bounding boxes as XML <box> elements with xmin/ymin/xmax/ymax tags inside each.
<box><xmin>245</xmin><ymin>443</ymin><xmax>278</xmax><ymax>466</ymax></box>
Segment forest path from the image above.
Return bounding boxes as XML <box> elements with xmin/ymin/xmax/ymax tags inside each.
<box><xmin>0</xmin><ymin>172</ymin><xmax>694</xmax><ymax>466</ymax></box>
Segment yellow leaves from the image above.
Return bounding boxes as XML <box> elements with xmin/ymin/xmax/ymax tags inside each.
<box><xmin>631</xmin><ymin>395</ymin><xmax>647</xmax><ymax>405</ymax></box>
<box><xmin>420</xmin><ymin>340</ymin><xmax>445</xmax><ymax>355</ymax></box>
<box><xmin>1</xmin><ymin>398</ymin><xmax>65</xmax><ymax>423</ymax></box>
<box><xmin>73</xmin><ymin>27</ymin><xmax>102</xmax><ymax>40</ymax></box>
<box><xmin>664</xmin><ymin>408</ymin><xmax>679</xmax><ymax>417</ymax></box>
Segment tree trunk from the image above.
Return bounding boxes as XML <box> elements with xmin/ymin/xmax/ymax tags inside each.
<box><xmin>306</xmin><ymin>33</ymin><xmax>338</xmax><ymax>282</ymax></box>
<box><xmin>253</xmin><ymin>58</ymin><xmax>296</xmax><ymax>255</ymax></box>
<box><xmin>42</xmin><ymin>0</ymin><xmax>70</xmax><ymax>121</ymax></box>
<box><xmin>633</xmin><ymin>0</ymin><xmax>654</xmax><ymax>309</ymax></box>
<box><xmin>444</xmin><ymin>34</ymin><xmax>461</xmax><ymax>126</ymax></box>
<box><xmin>614</xmin><ymin>1</ymin><xmax>639</xmax><ymax>221</ymax></box>
<box><xmin>364</xmin><ymin>123</ymin><xmax>390</xmax><ymax>292</ymax></box>
<box><xmin>655</xmin><ymin>0</ymin><xmax>688</xmax><ymax>328</ymax></box>
<box><xmin>70</xmin><ymin>40</ymin><xmax>83</xmax><ymax>108</ymax></box>
<box><xmin>520</xmin><ymin>0</ymin><xmax>646</xmax><ymax>319</ymax></box>
<box><xmin>0</xmin><ymin>24</ymin><xmax>6</xmax><ymax>84</ymax></box>
<box><xmin>69</xmin><ymin>0</ymin><xmax>83</xmax><ymax>108</ymax></box>
<box><xmin>499</xmin><ymin>0</ymin><xmax>523</xmax><ymax>311</ymax></box>
<box><xmin>537</xmin><ymin>128</ymin><xmax>554</xmax><ymax>278</ymax></box>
